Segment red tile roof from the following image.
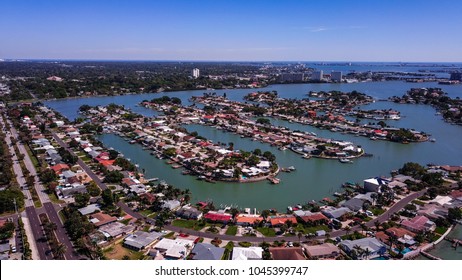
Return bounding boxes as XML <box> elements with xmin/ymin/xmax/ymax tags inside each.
<box><xmin>51</xmin><ymin>163</ymin><xmax>70</xmax><ymax>174</ymax></box>
<box><xmin>204</xmin><ymin>211</ymin><xmax>232</xmax><ymax>223</ymax></box>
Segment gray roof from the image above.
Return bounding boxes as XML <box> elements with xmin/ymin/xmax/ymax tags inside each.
<box><xmin>62</xmin><ymin>170</ymin><xmax>76</xmax><ymax>178</ymax></box>
<box><xmin>321</xmin><ymin>207</ymin><xmax>352</xmax><ymax>219</ymax></box>
<box><xmin>342</xmin><ymin>198</ymin><xmax>365</xmax><ymax>212</ymax></box>
<box><xmin>191</xmin><ymin>243</ymin><xmax>225</xmax><ymax>260</ymax></box>
<box><xmin>124</xmin><ymin>231</ymin><xmax>162</xmax><ymax>250</ymax></box>
<box><xmin>61</xmin><ymin>184</ymin><xmax>87</xmax><ymax>197</ymax></box>
<box><xmin>78</xmin><ymin>204</ymin><xmax>101</xmax><ymax>215</ymax></box>
<box><xmin>163</xmin><ymin>200</ymin><xmax>181</xmax><ymax>210</ymax></box>
<box><xmin>353</xmin><ymin>192</ymin><xmax>375</xmax><ymax>203</ymax></box>
<box><xmin>88</xmin><ymin>150</ymin><xmax>100</xmax><ymax>158</ymax></box>
<box><xmin>340</xmin><ymin>237</ymin><xmax>386</xmax><ymax>254</ymax></box>
<box><xmin>0</xmin><ymin>243</ymin><xmax>10</xmax><ymax>253</ymax></box>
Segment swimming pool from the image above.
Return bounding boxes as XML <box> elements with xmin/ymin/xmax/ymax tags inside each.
<box><xmin>394</xmin><ymin>247</ymin><xmax>412</xmax><ymax>254</ymax></box>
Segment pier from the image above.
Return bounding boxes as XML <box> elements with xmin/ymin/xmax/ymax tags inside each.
<box><xmin>444</xmin><ymin>236</ymin><xmax>461</xmax><ymax>248</ymax></box>
<box><xmin>420</xmin><ymin>251</ymin><xmax>442</xmax><ymax>260</ymax></box>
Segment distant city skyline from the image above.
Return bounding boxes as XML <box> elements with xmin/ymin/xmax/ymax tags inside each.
<box><xmin>1</xmin><ymin>0</ymin><xmax>462</xmax><ymax>62</ymax></box>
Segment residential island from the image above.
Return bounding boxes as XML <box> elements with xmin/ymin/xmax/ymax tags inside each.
<box><xmin>0</xmin><ymin>100</ymin><xmax>461</xmax><ymax>261</ymax></box>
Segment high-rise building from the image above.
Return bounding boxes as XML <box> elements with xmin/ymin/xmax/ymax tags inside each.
<box><xmin>192</xmin><ymin>68</ymin><xmax>200</xmax><ymax>79</ymax></box>
<box><xmin>331</xmin><ymin>71</ymin><xmax>343</xmax><ymax>82</ymax></box>
<box><xmin>450</xmin><ymin>72</ymin><xmax>462</xmax><ymax>81</ymax></box>
<box><xmin>278</xmin><ymin>73</ymin><xmax>304</xmax><ymax>83</ymax></box>
<box><xmin>311</xmin><ymin>70</ymin><xmax>324</xmax><ymax>81</ymax></box>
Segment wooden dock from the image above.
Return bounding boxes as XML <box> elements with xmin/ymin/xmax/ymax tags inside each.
<box><xmin>420</xmin><ymin>251</ymin><xmax>442</xmax><ymax>260</ymax></box>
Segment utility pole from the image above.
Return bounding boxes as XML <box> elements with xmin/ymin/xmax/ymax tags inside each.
<box><xmin>13</xmin><ymin>198</ymin><xmax>18</xmax><ymax>215</ymax></box>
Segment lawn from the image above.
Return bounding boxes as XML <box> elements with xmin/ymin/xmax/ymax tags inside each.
<box><xmin>222</xmin><ymin>241</ymin><xmax>234</xmax><ymax>260</ymax></box>
<box><xmin>435</xmin><ymin>226</ymin><xmax>448</xmax><ymax>235</ymax></box>
<box><xmin>370</xmin><ymin>207</ymin><xmax>385</xmax><ymax>216</ymax></box>
<box><xmin>225</xmin><ymin>225</ymin><xmax>238</xmax><ymax>236</ymax></box>
<box><xmin>104</xmin><ymin>243</ymin><xmax>145</xmax><ymax>260</ymax></box>
<box><xmin>48</xmin><ymin>193</ymin><xmax>65</xmax><ymax>204</ymax></box>
<box><xmin>163</xmin><ymin>232</ymin><xmax>175</xmax><ymax>239</ymax></box>
<box><xmin>25</xmin><ymin>145</ymin><xmax>40</xmax><ymax>168</ymax></box>
<box><xmin>171</xmin><ymin>219</ymin><xmax>206</xmax><ymax>231</ymax></box>
<box><xmin>256</xmin><ymin>227</ymin><xmax>276</xmax><ymax>237</ymax></box>
<box><xmin>293</xmin><ymin>224</ymin><xmax>330</xmax><ymax>234</ymax></box>
<box><xmin>412</xmin><ymin>200</ymin><xmax>426</xmax><ymax>206</ymax></box>
<box><xmin>139</xmin><ymin>209</ymin><xmax>155</xmax><ymax>217</ymax></box>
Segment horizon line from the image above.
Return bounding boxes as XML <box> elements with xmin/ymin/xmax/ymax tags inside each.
<box><xmin>2</xmin><ymin>58</ymin><xmax>462</xmax><ymax>64</ymax></box>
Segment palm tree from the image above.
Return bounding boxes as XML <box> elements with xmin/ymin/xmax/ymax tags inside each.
<box><xmin>344</xmin><ymin>226</ymin><xmax>351</xmax><ymax>237</ymax></box>
<box><xmin>53</xmin><ymin>242</ymin><xmax>67</xmax><ymax>260</ymax></box>
<box><xmin>352</xmin><ymin>245</ymin><xmax>363</xmax><ymax>260</ymax></box>
<box><xmin>297</xmin><ymin>232</ymin><xmax>303</xmax><ymax>243</ymax></box>
<box><xmin>363</xmin><ymin>248</ymin><xmax>371</xmax><ymax>260</ymax></box>
<box><xmin>374</xmin><ymin>220</ymin><xmax>381</xmax><ymax>231</ymax></box>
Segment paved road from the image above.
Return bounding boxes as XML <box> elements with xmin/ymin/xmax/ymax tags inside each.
<box><xmin>1</xmin><ymin>116</ymin><xmax>34</xmax><ymax>207</ymax></box>
<box><xmin>7</xmin><ymin>119</ymin><xmax>50</xmax><ymax>203</ymax></box>
<box><xmin>25</xmin><ymin>206</ymin><xmax>53</xmax><ymax>260</ymax></box>
<box><xmin>4</xmin><ymin>120</ymin><xmax>78</xmax><ymax>259</ymax></box>
<box><xmin>43</xmin><ymin>202</ymin><xmax>78</xmax><ymax>260</ymax></box>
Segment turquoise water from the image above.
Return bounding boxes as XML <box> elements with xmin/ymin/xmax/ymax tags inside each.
<box><xmin>371</xmin><ymin>256</ymin><xmax>389</xmax><ymax>260</ymax></box>
<box><xmin>45</xmin><ymin>81</ymin><xmax>462</xmax><ymax>212</ymax></box>
<box><xmin>394</xmin><ymin>247</ymin><xmax>412</xmax><ymax>254</ymax></box>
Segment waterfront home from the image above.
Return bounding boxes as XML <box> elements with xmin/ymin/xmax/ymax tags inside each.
<box><xmin>340</xmin><ymin>237</ymin><xmax>387</xmax><ymax>259</ymax></box>
<box><xmin>321</xmin><ymin>206</ymin><xmax>353</xmax><ymax>220</ymax></box>
<box><xmin>154</xmin><ymin>238</ymin><xmax>194</xmax><ymax>259</ymax></box>
<box><xmin>363</xmin><ymin>177</ymin><xmax>390</xmax><ymax>193</ymax></box>
<box><xmin>190</xmin><ymin>243</ymin><xmax>225</xmax><ymax>260</ymax></box>
<box><xmin>401</xmin><ymin>215</ymin><xmax>436</xmax><ymax>233</ymax></box>
<box><xmin>162</xmin><ymin>200</ymin><xmax>181</xmax><ymax>211</ymax></box>
<box><xmin>139</xmin><ymin>193</ymin><xmax>156</xmax><ymax>204</ymax></box>
<box><xmin>303</xmin><ymin>243</ymin><xmax>340</xmax><ymax>260</ymax></box>
<box><xmin>123</xmin><ymin>231</ymin><xmax>162</xmax><ymax>251</ymax></box>
<box><xmin>231</xmin><ymin>247</ymin><xmax>263</xmax><ymax>260</ymax></box>
<box><xmin>203</xmin><ymin>211</ymin><xmax>232</xmax><ymax>224</ymax></box>
<box><xmin>269</xmin><ymin>247</ymin><xmax>306</xmax><ymax>260</ymax></box>
<box><xmin>267</xmin><ymin>215</ymin><xmax>297</xmax><ymax>227</ymax></box>
<box><xmin>293</xmin><ymin>210</ymin><xmax>329</xmax><ymax>225</ymax></box>
<box><xmin>176</xmin><ymin>205</ymin><xmax>203</xmax><ymax>220</ymax></box>
<box><xmin>342</xmin><ymin>198</ymin><xmax>366</xmax><ymax>212</ymax></box>
<box><xmin>235</xmin><ymin>214</ymin><xmax>263</xmax><ymax>226</ymax></box>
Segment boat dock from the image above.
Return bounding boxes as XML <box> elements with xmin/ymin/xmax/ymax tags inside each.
<box><xmin>267</xmin><ymin>177</ymin><xmax>280</xmax><ymax>184</ymax></box>
<box><xmin>420</xmin><ymin>251</ymin><xmax>442</xmax><ymax>260</ymax></box>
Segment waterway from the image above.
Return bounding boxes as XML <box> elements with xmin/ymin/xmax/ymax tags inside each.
<box><xmin>45</xmin><ymin>81</ymin><xmax>462</xmax><ymax>212</ymax></box>
<box><xmin>416</xmin><ymin>224</ymin><xmax>462</xmax><ymax>260</ymax></box>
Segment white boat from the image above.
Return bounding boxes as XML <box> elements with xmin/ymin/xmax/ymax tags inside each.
<box><xmin>339</xmin><ymin>158</ymin><xmax>353</xmax><ymax>163</ymax></box>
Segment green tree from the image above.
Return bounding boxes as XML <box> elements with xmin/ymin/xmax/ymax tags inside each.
<box><xmin>39</xmin><ymin>169</ymin><xmax>58</xmax><ymax>184</ymax></box>
<box><xmin>74</xmin><ymin>193</ymin><xmax>90</xmax><ymax>208</ymax></box>
<box><xmin>448</xmin><ymin>207</ymin><xmax>462</xmax><ymax>223</ymax></box>
<box><xmin>256</xmin><ymin>118</ymin><xmax>271</xmax><ymax>125</ymax></box>
<box><xmin>86</xmin><ymin>181</ymin><xmax>101</xmax><ymax>197</ymax></box>
<box><xmin>101</xmin><ymin>189</ymin><xmax>114</xmax><ymax>207</ymax></box>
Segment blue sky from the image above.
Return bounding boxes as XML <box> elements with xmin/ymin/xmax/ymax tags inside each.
<box><xmin>1</xmin><ymin>0</ymin><xmax>461</xmax><ymax>62</ymax></box>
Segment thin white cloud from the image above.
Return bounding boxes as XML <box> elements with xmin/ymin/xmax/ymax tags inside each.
<box><xmin>301</xmin><ymin>25</ymin><xmax>366</xmax><ymax>32</ymax></box>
